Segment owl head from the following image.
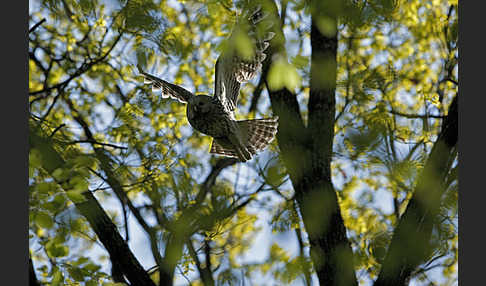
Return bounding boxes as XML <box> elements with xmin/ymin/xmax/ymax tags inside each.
<box><xmin>187</xmin><ymin>94</ymin><xmax>213</xmax><ymax>120</ymax></box>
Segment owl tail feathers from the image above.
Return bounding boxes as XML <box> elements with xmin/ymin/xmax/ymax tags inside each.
<box><xmin>209</xmin><ymin>117</ymin><xmax>279</xmax><ymax>160</ymax></box>
<box><xmin>209</xmin><ymin>138</ymin><xmax>239</xmax><ymax>159</ymax></box>
<box><xmin>239</xmin><ymin>117</ymin><xmax>279</xmax><ymax>154</ymax></box>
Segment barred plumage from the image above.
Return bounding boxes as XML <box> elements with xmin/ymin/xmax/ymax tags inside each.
<box><xmin>209</xmin><ymin>117</ymin><xmax>279</xmax><ymax>158</ymax></box>
<box><xmin>209</xmin><ymin>140</ymin><xmax>239</xmax><ymax>158</ymax></box>
<box><xmin>139</xmin><ymin>70</ymin><xmax>193</xmax><ymax>103</ymax></box>
<box><xmin>214</xmin><ymin>4</ymin><xmax>275</xmax><ymax>115</ymax></box>
<box><xmin>138</xmin><ymin>3</ymin><xmax>278</xmax><ymax>162</ymax></box>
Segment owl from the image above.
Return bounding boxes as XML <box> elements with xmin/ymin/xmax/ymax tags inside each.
<box><xmin>139</xmin><ymin>4</ymin><xmax>278</xmax><ymax>162</ymax></box>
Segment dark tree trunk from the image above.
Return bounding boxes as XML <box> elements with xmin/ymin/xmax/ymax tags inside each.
<box><xmin>76</xmin><ymin>191</ymin><xmax>157</xmax><ymax>286</ymax></box>
<box><xmin>261</xmin><ymin>1</ymin><xmax>358</xmax><ymax>285</ymax></box>
<box><xmin>29</xmin><ymin>257</ymin><xmax>41</xmax><ymax>286</ymax></box>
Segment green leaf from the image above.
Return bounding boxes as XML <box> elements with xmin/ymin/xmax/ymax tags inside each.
<box><xmin>84</xmin><ymin>262</ymin><xmax>102</xmax><ymax>273</ymax></box>
<box><xmin>234</xmin><ymin>31</ymin><xmax>254</xmax><ymax>60</ymax></box>
<box><xmin>136</xmin><ymin>47</ymin><xmax>148</xmax><ymax>68</ymax></box>
<box><xmin>73</xmin><ymin>155</ymin><xmax>96</xmax><ymax>169</ymax></box>
<box><xmin>29</xmin><ymin>148</ymin><xmax>42</xmax><ymax>168</ymax></box>
<box><xmin>86</xmin><ymin>280</ymin><xmax>98</xmax><ymax>286</ymax></box>
<box><xmin>52</xmin><ymin>168</ymin><xmax>67</xmax><ymax>181</ymax></box>
<box><xmin>267</xmin><ymin>60</ymin><xmax>285</xmax><ymax>90</ymax></box>
<box><xmin>267</xmin><ymin>59</ymin><xmax>301</xmax><ymax>91</ymax></box>
<box><xmin>52</xmin><ymin>194</ymin><xmax>67</xmax><ymax>209</ymax></box>
<box><xmin>68</xmin><ymin>266</ymin><xmax>86</xmax><ymax>282</ymax></box>
<box><xmin>316</xmin><ymin>16</ymin><xmax>337</xmax><ymax>37</ymax></box>
<box><xmin>35</xmin><ymin>211</ymin><xmax>54</xmax><ymax>229</ymax></box>
<box><xmin>51</xmin><ymin>267</ymin><xmax>64</xmax><ymax>286</ymax></box>
<box><xmin>67</xmin><ymin>175</ymin><xmax>89</xmax><ymax>192</ymax></box>
<box><xmin>266</xmin><ymin>164</ymin><xmax>285</xmax><ymax>186</ymax></box>
<box><xmin>35</xmin><ymin>182</ymin><xmax>57</xmax><ymax>194</ymax></box>
<box><xmin>66</xmin><ymin>189</ymin><xmax>86</xmax><ymax>203</ymax></box>
<box><xmin>73</xmin><ymin>256</ymin><xmax>90</xmax><ymax>266</ymax></box>
<box><xmin>46</xmin><ymin>240</ymin><xmax>69</xmax><ymax>258</ymax></box>
<box><xmin>103</xmin><ymin>283</ymin><xmax>128</xmax><ymax>286</ymax></box>
<box><xmin>291</xmin><ymin>55</ymin><xmax>309</xmax><ymax>69</ymax></box>
<box><xmin>207</xmin><ymin>2</ymin><xmax>221</xmax><ymax>17</ymax></box>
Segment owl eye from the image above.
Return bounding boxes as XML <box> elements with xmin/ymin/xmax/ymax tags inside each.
<box><xmin>198</xmin><ymin>102</ymin><xmax>204</xmax><ymax>106</ymax></box>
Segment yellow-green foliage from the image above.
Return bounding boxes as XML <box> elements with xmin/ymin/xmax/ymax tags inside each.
<box><xmin>29</xmin><ymin>0</ymin><xmax>457</xmax><ymax>285</ymax></box>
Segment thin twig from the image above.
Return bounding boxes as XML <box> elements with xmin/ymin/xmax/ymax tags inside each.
<box><xmin>68</xmin><ymin>140</ymin><xmax>128</xmax><ymax>150</ymax></box>
<box><xmin>29</xmin><ymin>18</ymin><xmax>46</xmax><ymax>34</ymax></box>
<box><xmin>446</xmin><ymin>78</ymin><xmax>458</xmax><ymax>86</ymax></box>
<box><xmin>49</xmin><ymin>124</ymin><xmax>66</xmax><ymax>137</ymax></box>
<box><xmin>389</xmin><ymin>109</ymin><xmax>445</xmax><ymax>119</ymax></box>
<box><xmin>41</xmin><ymin>92</ymin><xmax>63</xmax><ymax>121</ymax></box>
<box><xmin>29</xmin><ymin>32</ymin><xmax>123</xmax><ymax>96</ymax></box>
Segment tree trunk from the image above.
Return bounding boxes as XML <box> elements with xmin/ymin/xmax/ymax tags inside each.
<box><xmin>29</xmin><ymin>123</ymin><xmax>157</xmax><ymax>286</ymax></box>
<box><xmin>374</xmin><ymin>95</ymin><xmax>458</xmax><ymax>286</ymax></box>
<box><xmin>29</xmin><ymin>257</ymin><xmax>41</xmax><ymax>286</ymax></box>
<box><xmin>261</xmin><ymin>1</ymin><xmax>358</xmax><ymax>285</ymax></box>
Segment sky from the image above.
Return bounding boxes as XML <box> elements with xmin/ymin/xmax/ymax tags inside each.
<box><xmin>29</xmin><ymin>0</ymin><xmax>457</xmax><ymax>285</ymax></box>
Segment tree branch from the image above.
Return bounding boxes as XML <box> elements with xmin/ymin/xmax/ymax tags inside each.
<box><xmin>67</xmin><ymin>139</ymin><xmax>128</xmax><ymax>150</ymax></box>
<box><xmin>29</xmin><ymin>32</ymin><xmax>122</xmax><ymax>97</ymax></box>
<box><xmin>187</xmin><ymin>239</ymin><xmax>215</xmax><ymax>286</ymax></box>
<box><xmin>29</xmin><ymin>18</ymin><xmax>46</xmax><ymax>34</ymax></box>
<box><xmin>195</xmin><ymin>158</ymin><xmax>238</xmax><ymax>205</ymax></box>
<box><xmin>63</xmin><ymin>97</ymin><xmax>167</xmax><ymax>281</ymax></box>
<box><xmin>262</xmin><ymin>0</ymin><xmax>307</xmax><ymax>179</ymax></box>
<box><xmin>374</xmin><ymin>95</ymin><xmax>458</xmax><ymax>286</ymax></box>
<box><xmin>29</xmin><ymin>256</ymin><xmax>41</xmax><ymax>286</ymax></box>
<box><xmin>29</xmin><ymin>122</ymin><xmax>156</xmax><ymax>286</ymax></box>
<box><xmin>290</xmin><ymin>8</ymin><xmax>357</xmax><ymax>286</ymax></box>
<box><xmin>263</xmin><ymin>1</ymin><xmax>358</xmax><ymax>285</ymax></box>
<box><xmin>295</xmin><ymin>228</ymin><xmax>312</xmax><ymax>286</ymax></box>
<box><xmin>256</xmin><ymin>2</ymin><xmax>358</xmax><ymax>285</ymax></box>
<box><xmin>389</xmin><ymin>109</ymin><xmax>445</xmax><ymax>119</ymax></box>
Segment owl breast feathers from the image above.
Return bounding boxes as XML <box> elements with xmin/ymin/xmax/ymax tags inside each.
<box><xmin>139</xmin><ymin>2</ymin><xmax>278</xmax><ymax>162</ymax></box>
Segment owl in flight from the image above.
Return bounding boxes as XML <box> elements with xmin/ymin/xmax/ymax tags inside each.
<box><xmin>139</xmin><ymin>3</ymin><xmax>278</xmax><ymax>162</ymax></box>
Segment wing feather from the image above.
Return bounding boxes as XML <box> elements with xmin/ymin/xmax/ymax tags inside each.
<box><xmin>139</xmin><ymin>69</ymin><xmax>194</xmax><ymax>103</ymax></box>
<box><xmin>214</xmin><ymin>4</ymin><xmax>275</xmax><ymax>113</ymax></box>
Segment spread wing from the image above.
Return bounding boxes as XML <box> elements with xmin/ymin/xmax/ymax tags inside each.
<box><xmin>214</xmin><ymin>4</ymin><xmax>275</xmax><ymax>113</ymax></box>
<box><xmin>139</xmin><ymin>69</ymin><xmax>194</xmax><ymax>103</ymax></box>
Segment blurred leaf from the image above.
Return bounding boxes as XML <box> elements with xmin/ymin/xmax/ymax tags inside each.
<box><xmin>35</xmin><ymin>211</ymin><xmax>54</xmax><ymax>229</ymax></box>
<box><xmin>66</xmin><ymin>189</ymin><xmax>86</xmax><ymax>203</ymax></box>
<box><xmin>267</xmin><ymin>59</ymin><xmax>301</xmax><ymax>91</ymax></box>
<box><xmin>46</xmin><ymin>240</ymin><xmax>69</xmax><ymax>257</ymax></box>
<box><xmin>51</xmin><ymin>266</ymin><xmax>64</xmax><ymax>285</ymax></box>
<box><xmin>67</xmin><ymin>266</ymin><xmax>86</xmax><ymax>282</ymax></box>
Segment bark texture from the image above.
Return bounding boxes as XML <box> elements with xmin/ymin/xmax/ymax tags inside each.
<box><xmin>261</xmin><ymin>1</ymin><xmax>358</xmax><ymax>285</ymax></box>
